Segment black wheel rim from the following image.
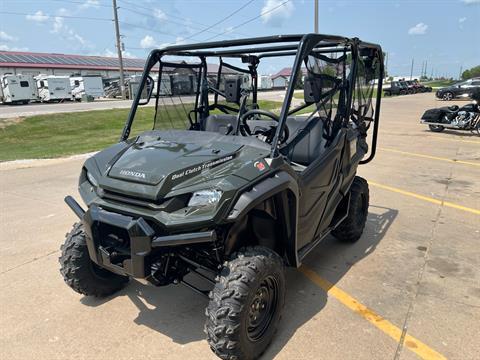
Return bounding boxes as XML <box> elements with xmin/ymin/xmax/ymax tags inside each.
<box><xmin>247</xmin><ymin>275</ymin><xmax>279</xmax><ymax>342</ymax></box>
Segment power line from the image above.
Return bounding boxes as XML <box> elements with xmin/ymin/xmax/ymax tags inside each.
<box><xmin>118</xmin><ymin>0</ymin><xmax>250</xmax><ymax>38</ymax></box>
<box><xmin>11</xmin><ymin>0</ymin><xmax>112</xmax><ymax>7</ymax></box>
<box><xmin>0</xmin><ymin>11</ymin><xmax>112</xmax><ymax>22</ymax></box>
<box><xmin>182</xmin><ymin>0</ymin><xmax>256</xmax><ymax>40</ymax></box>
<box><xmin>203</xmin><ymin>0</ymin><xmax>292</xmax><ymax>41</ymax></box>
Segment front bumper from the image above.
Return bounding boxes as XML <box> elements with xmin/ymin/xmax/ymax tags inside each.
<box><xmin>65</xmin><ymin>196</ymin><xmax>216</xmax><ymax>278</ymax></box>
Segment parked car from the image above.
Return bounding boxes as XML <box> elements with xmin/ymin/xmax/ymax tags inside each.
<box><xmin>405</xmin><ymin>80</ymin><xmax>431</xmax><ymax>93</ymax></box>
<box><xmin>436</xmin><ymin>78</ymin><xmax>480</xmax><ymax>101</ymax></box>
<box><xmin>383</xmin><ymin>81</ymin><xmax>408</xmax><ymax>96</ymax></box>
<box><xmin>399</xmin><ymin>81</ymin><xmax>415</xmax><ymax>94</ymax></box>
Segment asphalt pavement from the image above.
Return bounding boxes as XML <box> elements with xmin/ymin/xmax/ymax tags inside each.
<box><xmin>1</xmin><ymin>93</ymin><xmax>479</xmax><ymax>359</ymax></box>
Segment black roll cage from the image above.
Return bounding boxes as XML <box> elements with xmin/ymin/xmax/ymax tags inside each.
<box><xmin>121</xmin><ymin>34</ymin><xmax>383</xmax><ymax>164</ymax></box>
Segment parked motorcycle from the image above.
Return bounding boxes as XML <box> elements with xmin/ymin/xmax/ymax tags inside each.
<box><xmin>421</xmin><ymin>89</ymin><xmax>480</xmax><ymax>134</ymax></box>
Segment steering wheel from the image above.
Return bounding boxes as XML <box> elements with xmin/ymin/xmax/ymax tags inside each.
<box><xmin>239</xmin><ymin>109</ymin><xmax>289</xmax><ymax>144</ymax></box>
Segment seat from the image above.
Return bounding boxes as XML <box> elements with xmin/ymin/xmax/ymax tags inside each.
<box><xmin>284</xmin><ymin>116</ymin><xmax>326</xmax><ymax>165</ymax></box>
<box><xmin>203</xmin><ymin>114</ymin><xmax>238</xmax><ymax>134</ymax></box>
<box><xmin>204</xmin><ymin>114</ymin><xmax>327</xmax><ymax>166</ymax></box>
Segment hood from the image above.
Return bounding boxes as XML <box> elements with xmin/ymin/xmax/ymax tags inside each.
<box><xmin>108</xmin><ymin>137</ymin><xmax>242</xmax><ymax>186</ymax></box>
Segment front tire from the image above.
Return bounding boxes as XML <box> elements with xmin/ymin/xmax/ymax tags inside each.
<box><xmin>59</xmin><ymin>222</ymin><xmax>129</xmax><ymax>297</ymax></box>
<box><xmin>205</xmin><ymin>246</ymin><xmax>285</xmax><ymax>360</ymax></box>
<box><xmin>332</xmin><ymin>176</ymin><xmax>369</xmax><ymax>243</ymax></box>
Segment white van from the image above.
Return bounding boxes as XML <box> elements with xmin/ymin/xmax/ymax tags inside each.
<box><xmin>36</xmin><ymin>75</ymin><xmax>72</xmax><ymax>102</ymax></box>
<box><xmin>0</xmin><ymin>74</ymin><xmax>39</xmax><ymax>104</ymax></box>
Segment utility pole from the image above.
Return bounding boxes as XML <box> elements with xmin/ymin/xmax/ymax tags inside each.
<box><xmin>459</xmin><ymin>66</ymin><xmax>463</xmax><ymax>80</ymax></box>
<box><xmin>424</xmin><ymin>60</ymin><xmax>427</xmax><ymax>78</ymax></box>
<box><xmin>112</xmin><ymin>0</ymin><xmax>126</xmax><ymax>100</ymax></box>
<box><xmin>385</xmin><ymin>52</ymin><xmax>389</xmax><ymax>77</ymax></box>
<box><xmin>410</xmin><ymin>58</ymin><xmax>414</xmax><ymax>80</ymax></box>
<box><xmin>314</xmin><ymin>0</ymin><xmax>318</xmax><ymax>33</ymax></box>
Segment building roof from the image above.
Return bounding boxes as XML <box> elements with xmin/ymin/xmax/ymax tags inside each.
<box><xmin>271</xmin><ymin>67</ymin><xmax>307</xmax><ymax>79</ymax></box>
<box><xmin>0</xmin><ymin>50</ymin><xmax>146</xmax><ymax>71</ymax></box>
<box><xmin>0</xmin><ymin>51</ymin><xmax>240</xmax><ymax>74</ymax></box>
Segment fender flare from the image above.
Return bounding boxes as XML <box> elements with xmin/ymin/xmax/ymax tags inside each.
<box><xmin>226</xmin><ymin>171</ymin><xmax>300</xmax><ymax>267</ymax></box>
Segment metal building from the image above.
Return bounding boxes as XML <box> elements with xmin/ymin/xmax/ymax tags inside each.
<box><xmin>0</xmin><ymin>50</ymin><xmax>146</xmax><ymax>78</ymax></box>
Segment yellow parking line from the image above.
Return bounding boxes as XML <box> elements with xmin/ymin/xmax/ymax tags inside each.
<box><xmin>379</xmin><ymin>147</ymin><xmax>480</xmax><ymax>168</ymax></box>
<box><xmin>299</xmin><ymin>266</ymin><xmax>447</xmax><ymax>360</ymax></box>
<box><xmin>369</xmin><ymin>181</ymin><xmax>480</xmax><ymax>215</ymax></box>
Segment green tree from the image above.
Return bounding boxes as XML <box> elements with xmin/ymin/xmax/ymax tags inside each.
<box><xmin>461</xmin><ymin>65</ymin><xmax>480</xmax><ymax>80</ymax></box>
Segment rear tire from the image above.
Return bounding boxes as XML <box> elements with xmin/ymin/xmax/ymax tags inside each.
<box><xmin>59</xmin><ymin>222</ymin><xmax>129</xmax><ymax>297</ymax></box>
<box><xmin>429</xmin><ymin>125</ymin><xmax>445</xmax><ymax>132</ymax></box>
<box><xmin>205</xmin><ymin>246</ymin><xmax>285</xmax><ymax>360</ymax></box>
<box><xmin>332</xmin><ymin>176</ymin><xmax>369</xmax><ymax>243</ymax></box>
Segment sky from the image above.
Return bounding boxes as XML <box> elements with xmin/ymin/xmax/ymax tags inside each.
<box><xmin>0</xmin><ymin>0</ymin><xmax>479</xmax><ymax>78</ymax></box>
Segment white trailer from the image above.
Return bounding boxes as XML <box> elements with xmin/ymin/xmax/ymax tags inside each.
<box><xmin>259</xmin><ymin>75</ymin><xmax>273</xmax><ymax>90</ymax></box>
<box><xmin>0</xmin><ymin>74</ymin><xmax>38</xmax><ymax>104</ymax></box>
<box><xmin>70</xmin><ymin>76</ymin><xmax>105</xmax><ymax>100</ymax></box>
<box><xmin>157</xmin><ymin>74</ymin><xmax>172</xmax><ymax>96</ymax></box>
<box><xmin>35</xmin><ymin>75</ymin><xmax>72</xmax><ymax>102</ymax></box>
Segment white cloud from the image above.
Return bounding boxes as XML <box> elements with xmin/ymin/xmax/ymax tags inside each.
<box><xmin>140</xmin><ymin>35</ymin><xmax>156</xmax><ymax>49</ymax></box>
<box><xmin>80</xmin><ymin>0</ymin><xmax>99</xmax><ymax>9</ymax></box>
<box><xmin>57</xmin><ymin>8</ymin><xmax>71</xmax><ymax>16</ymax></box>
<box><xmin>223</xmin><ymin>26</ymin><xmax>234</xmax><ymax>34</ymax></box>
<box><xmin>458</xmin><ymin>17</ymin><xmax>467</xmax><ymax>22</ymax></box>
<box><xmin>50</xmin><ymin>16</ymin><xmax>90</xmax><ymax>48</ymax></box>
<box><xmin>0</xmin><ymin>44</ymin><xmax>29</xmax><ymax>51</ymax></box>
<box><xmin>0</xmin><ymin>31</ymin><xmax>17</xmax><ymax>42</ymax></box>
<box><xmin>52</xmin><ymin>16</ymin><xmax>65</xmax><ymax>33</ymax></box>
<box><xmin>261</xmin><ymin>0</ymin><xmax>295</xmax><ymax>27</ymax></box>
<box><xmin>26</xmin><ymin>10</ymin><xmax>49</xmax><ymax>22</ymax></box>
<box><xmin>101</xmin><ymin>49</ymin><xmax>137</xmax><ymax>58</ymax></box>
<box><xmin>461</xmin><ymin>0</ymin><xmax>480</xmax><ymax>4</ymax></box>
<box><xmin>154</xmin><ymin>9</ymin><xmax>168</xmax><ymax>21</ymax></box>
<box><xmin>408</xmin><ymin>22</ymin><xmax>428</xmax><ymax>35</ymax></box>
<box><xmin>141</xmin><ymin>35</ymin><xmax>186</xmax><ymax>49</ymax></box>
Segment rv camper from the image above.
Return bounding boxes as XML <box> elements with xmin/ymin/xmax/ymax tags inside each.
<box><xmin>157</xmin><ymin>74</ymin><xmax>172</xmax><ymax>96</ymax></box>
<box><xmin>171</xmin><ymin>74</ymin><xmax>196</xmax><ymax>95</ymax></box>
<box><xmin>128</xmin><ymin>75</ymin><xmax>148</xmax><ymax>100</ymax></box>
<box><xmin>36</xmin><ymin>75</ymin><xmax>72</xmax><ymax>102</ymax></box>
<box><xmin>70</xmin><ymin>76</ymin><xmax>104</xmax><ymax>100</ymax></box>
<box><xmin>0</xmin><ymin>74</ymin><xmax>38</xmax><ymax>104</ymax></box>
<box><xmin>259</xmin><ymin>75</ymin><xmax>273</xmax><ymax>90</ymax></box>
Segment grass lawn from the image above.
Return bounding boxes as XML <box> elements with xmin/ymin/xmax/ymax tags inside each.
<box><xmin>0</xmin><ymin>100</ymin><xmax>282</xmax><ymax>161</ymax></box>
<box><xmin>421</xmin><ymin>79</ymin><xmax>456</xmax><ymax>88</ymax></box>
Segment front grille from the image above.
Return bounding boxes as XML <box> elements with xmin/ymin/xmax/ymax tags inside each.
<box><xmin>100</xmin><ymin>189</ymin><xmax>164</xmax><ymax>209</ymax></box>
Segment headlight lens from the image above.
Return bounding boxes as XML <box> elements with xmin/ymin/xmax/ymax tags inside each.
<box><xmin>188</xmin><ymin>189</ymin><xmax>222</xmax><ymax>208</ymax></box>
<box><xmin>86</xmin><ymin>170</ymin><xmax>99</xmax><ymax>187</ymax></box>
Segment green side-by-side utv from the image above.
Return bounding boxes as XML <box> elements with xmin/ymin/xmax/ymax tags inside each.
<box><xmin>60</xmin><ymin>34</ymin><xmax>383</xmax><ymax>359</ymax></box>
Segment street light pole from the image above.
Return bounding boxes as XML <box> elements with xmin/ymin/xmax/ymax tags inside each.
<box><xmin>314</xmin><ymin>0</ymin><xmax>318</xmax><ymax>33</ymax></box>
<box><xmin>112</xmin><ymin>0</ymin><xmax>126</xmax><ymax>100</ymax></box>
